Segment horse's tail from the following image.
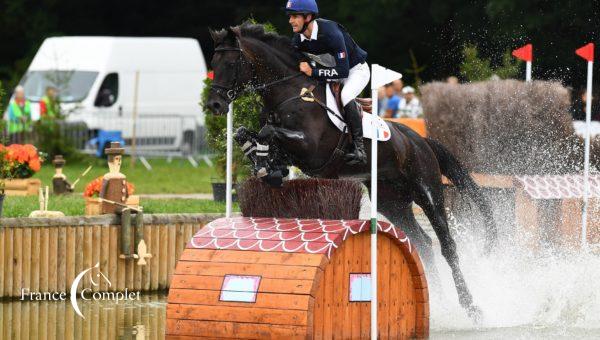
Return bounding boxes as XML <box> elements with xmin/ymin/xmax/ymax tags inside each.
<box><xmin>425</xmin><ymin>137</ymin><xmax>497</xmax><ymax>248</ymax></box>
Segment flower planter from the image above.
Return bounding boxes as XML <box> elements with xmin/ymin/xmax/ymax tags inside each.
<box><xmin>85</xmin><ymin>195</ymin><xmax>141</xmax><ymax>216</ymax></box>
<box><xmin>3</xmin><ymin>178</ymin><xmax>42</xmax><ymax>196</ymax></box>
<box><xmin>212</xmin><ymin>182</ymin><xmax>238</xmax><ymax>202</ymax></box>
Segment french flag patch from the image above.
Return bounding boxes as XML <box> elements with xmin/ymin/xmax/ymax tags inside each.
<box><xmin>338</xmin><ymin>51</ymin><xmax>346</xmax><ymax>59</ymax></box>
<box><xmin>286</xmin><ymin>1</ymin><xmax>292</xmax><ymax>8</ymax></box>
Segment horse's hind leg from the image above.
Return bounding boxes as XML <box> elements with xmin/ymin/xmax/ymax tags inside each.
<box><xmin>412</xmin><ymin>179</ymin><xmax>482</xmax><ymax>321</ymax></box>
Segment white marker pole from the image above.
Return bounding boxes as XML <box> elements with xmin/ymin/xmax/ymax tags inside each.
<box><xmin>370</xmin><ymin>67</ymin><xmax>379</xmax><ymax>340</ymax></box>
<box><xmin>526</xmin><ymin>61</ymin><xmax>532</xmax><ymax>82</ymax></box>
<box><xmin>226</xmin><ymin>102</ymin><xmax>234</xmax><ymax>218</ymax></box>
<box><xmin>582</xmin><ymin>60</ymin><xmax>593</xmax><ymax>250</ymax></box>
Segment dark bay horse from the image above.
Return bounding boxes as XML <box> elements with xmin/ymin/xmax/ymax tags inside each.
<box><xmin>206</xmin><ymin>23</ymin><xmax>496</xmax><ymax>320</ymax></box>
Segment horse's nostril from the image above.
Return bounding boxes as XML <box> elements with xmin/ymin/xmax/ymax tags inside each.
<box><xmin>212</xmin><ymin>102</ymin><xmax>221</xmax><ymax>111</ymax></box>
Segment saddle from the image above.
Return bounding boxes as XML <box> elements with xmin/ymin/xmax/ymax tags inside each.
<box><xmin>328</xmin><ymin>82</ymin><xmax>373</xmax><ymax>114</ymax></box>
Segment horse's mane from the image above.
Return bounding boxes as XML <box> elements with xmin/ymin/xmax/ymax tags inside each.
<box><xmin>237</xmin><ymin>23</ymin><xmax>306</xmax><ymax>67</ymax></box>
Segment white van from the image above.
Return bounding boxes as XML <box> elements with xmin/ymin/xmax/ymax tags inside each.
<box><xmin>16</xmin><ymin>36</ymin><xmax>207</xmax><ymax>154</ymax></box>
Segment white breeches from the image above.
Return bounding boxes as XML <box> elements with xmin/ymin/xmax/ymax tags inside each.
<box><xmin>340</xmin><ymin>62</ymin><xmax>370</xmax><ymax>106</ymax></box>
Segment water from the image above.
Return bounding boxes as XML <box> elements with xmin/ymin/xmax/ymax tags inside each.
<box><xmin>428</xmin><ymin>220</ymin><xmax>600</xmax><ymax>339</ymax></box>
<box><xmin>0</xmin><ymin>292</ymin><xmax>167</xmax><ymax>339</ymax></box>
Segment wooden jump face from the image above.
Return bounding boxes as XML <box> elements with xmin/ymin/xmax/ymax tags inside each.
<box><xmin>166</xmin><ymin>217</ymin><xmax>429</xmax><ymax>339</ymax></box>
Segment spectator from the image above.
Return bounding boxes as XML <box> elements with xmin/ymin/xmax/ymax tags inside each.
<box><xmin>7</xmin><ymin>85</ymin><xmax>32</xmax><ymax>138</ymax></box>
<box><xmin>40</xmin><ymin>86</ymin><xmax>60</xmax><ymax>119</ymax></box>
<box><xmin>377</xmin><ymin>86</ymin><xmax>388</xmax><ymax>116</ymax></box>
<box><xmin>381</xmin><ymin>83</ymin><xmax>400</xmax><ymax>118</ymax></box>
<box><xmin>392</xmin><ymin>79</ymin><xmax>404</xmax><ymax>97</ymax></box>
<box><xmin>397</xmin><ymin>86</ymin><xmax>423</xmax><ymax>118</ymax></box>
<box><xmin>571</xmin><ymin>88</ymin><xmax>599</xmax><ymax>121</ymax></box>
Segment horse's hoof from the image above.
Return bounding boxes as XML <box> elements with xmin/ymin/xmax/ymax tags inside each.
<box><xmin>256</xmin><ymin>168</ymin><xmax>268</xmax><ymax>178</ymax></box>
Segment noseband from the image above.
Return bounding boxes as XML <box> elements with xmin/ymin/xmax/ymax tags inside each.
<box><xmin>211</xmin><ymin>39</ymin><xmax>303</xmax><ymax>102</ymax></box>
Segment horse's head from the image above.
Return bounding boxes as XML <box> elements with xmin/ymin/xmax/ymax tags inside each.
<box><xmin>206</xmin><ymin>27</ymin><xmax>254</xmax><ymax>115</ymax></box>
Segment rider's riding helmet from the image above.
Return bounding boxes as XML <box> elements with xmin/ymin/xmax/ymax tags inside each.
<box><xmin>285</xmin><ymin>0</ymin><xmax>319</xmax><ymax>15</ymax></box>
<box><xmin>285</xmin><ymin>0</ymin><xmax>318</xmax><ymax>33</ymax></box>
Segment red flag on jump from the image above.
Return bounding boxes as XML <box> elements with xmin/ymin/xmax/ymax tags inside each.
<box><xmin>576</xmin><ymin>43</ymin><xmax>595</xmax><ymax>62</ymax></box>
<box><xmin>512</xmin><ymin>44</ymin><xmax>533</xmax><ymax>62</ymax></box>
<box><xmin>207</xmin><ymin>70</ymin><xmax>214</xmax><ymax>80</ymax></box>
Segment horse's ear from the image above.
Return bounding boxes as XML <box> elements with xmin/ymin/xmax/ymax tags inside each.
<box><xmin>228</xmin><ymin>26</ymin><xmax>242</xmax><ymax>38</ymax></box>
<box><xmin>209</xmin><ymin>28</ymin><xmax>219</xmax><ymax>42</ymax></box>
<box><xmin>209</xmin><ymin>28</ymin><xmax>228</xmax><ymax>45</ymax></box>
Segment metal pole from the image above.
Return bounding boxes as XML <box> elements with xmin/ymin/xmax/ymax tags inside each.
<box><xmin>370</xmin><ymin>73</ymin><xmax>379</xmax><ymax>339</ymax></box>
<box><xmin>130</xmin><ymin>70</ymin><xmax>140</xmax><ymax>168</ymax></box>
<box><xmin>226</xmin><ymin>102</ymin><xmax>234</xmax><ymax>218</ymax></box>
<box><xmin>526</xmin><ymin>61</ymin><xmax>532</xmax><ymax>82</ymax></box>
<box><xmin>582</xmin><ymin>60</ymin><xmax>593</xmax><ymax>250</ymax></box>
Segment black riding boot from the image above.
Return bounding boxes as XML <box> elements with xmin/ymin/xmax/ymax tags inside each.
<box><xmin>344</xmin><ymin>102</ymin><xmax>367</xmax><ymax>165</ymax></box>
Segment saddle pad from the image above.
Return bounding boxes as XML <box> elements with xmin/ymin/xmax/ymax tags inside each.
<box><xmin>362</xmin><ymin>113</ymin><xmax>392</xmax><ymax>141</ymax></box>
<box><xmin>325</xmin><ymin>83</ymin><xmax>347</xmax><ymax>132</ymax></box>
<box><xmin>325</xmin><ymin>83</ymin><xmax>391</xmax><ymax>141</ymax></box>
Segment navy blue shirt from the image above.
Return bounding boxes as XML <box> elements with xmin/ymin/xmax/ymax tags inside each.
<box><xmin>292</xmin><ymin>19</ymin><xmax>367</xmax><ymax>81</ymax></box>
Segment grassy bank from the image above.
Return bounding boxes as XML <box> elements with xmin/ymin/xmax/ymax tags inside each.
<box><xmin>33</xmin><ymin>156</ymin><xmax>218</xmax><ymax>194</ymax></box>
<box><xmin>2</xmin><ymin>195</ymin><xmax>237</xmax><ymax>218</ymax></box>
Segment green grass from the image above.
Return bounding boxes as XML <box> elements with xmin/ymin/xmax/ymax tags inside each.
<box><xmin>2</xmin><ymin>195</ymin><xmax>237</xmax><ymax>218</ymax></box>
<box><xmin>33</xmin><ymin>156</ymin><xmax>219</xmax><ymax>194</ymax></box>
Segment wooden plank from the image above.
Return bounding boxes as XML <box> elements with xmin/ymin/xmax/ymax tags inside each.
<box><xmin>82</xmin><ymin>226</ymin><xmax>93</xmax><ymax>290</ymax></box>
<box><xmin>170</xmin><ymin>274</ymin><xmax>315</xmax><ymax>295</ymax></box>
<box><xmin>388</xmin><ymin>240</ymin><xmax>401</xmax><ymax>338</ymax></box>
<box><xmin>31</xmin><ymin>228</ymin><xmax>40</xmax><ymax>292</ymax></box>
<box><xmin>151</xmin><ymin>224</ymin><xmax>160</xmax><ymax>290</ymax></box>
<box><xmin>167</xmin><ymin>303</ymin><xmax>309</xmax><ymax>326</ymax></box>
<box><xmin>75</xmin><ymin>226</ymin><xmax>84</xmax><ymax>293</ymax></box>
<box><xmin>399</xmin><ymin>248</ymin><xmax>408</xmax><ymax>338</ymax></box>
<box><xmin>175</xmin><ymin>261</ymin><xmax>319</xmax><ymax>280</ymax></box>
<box><xmin>13</xmin><ymin>228</ymin><xmax>22</xmax><ymax>297</ymax></box>
<box><xmin>168</xmin><ymin>288</ymin><xmax>311</xmax><ymax>310</ymax></box>
<box><xmin>166</xmin><ymin>319</ymin><xmax>307</xmax><ymax>339</ymax></box>
<box><xmin>378</xmin><ymin>235</ymin><xmax>391</xmax><ymax>338</ymax></box>
<box><xmin>3</xmin><ymin>228</ymin><xmax>13</xmax><ymax>297</ymax></box>
<box><xmin>66</xmin><ymin>226</ymin><xmax>76</xmax><ymax>291</ymax></box>
<box><xmin>179</xmin><ymin>249</ymin><xmax>327</xmax><ymax>269</ymax></box>
<box><xmin>341</xmin><ymin>235</ymin><xmax>353</xmax><ymax>340</ymax></box>
<box><xmin>331</xmin><ymin>234</ymin><xmax>345</xmax><ymax>339</ymax></box>
<box><xmin>40</xmin><ymin>228</ymin><xmax>50</xmax><ymax>292</ymax></box>
<box><xmin>92</xmin><ymin>225</ymin><xmax>101</xmax><ymax>292</ymax></box>
<box><xmin>168</xmin><ymin>224</ymin><xmax>177</xmax><ymax>283</ymax></box>
<box><xmin>0</xmin><ymin>228</ymin><xmax>4</xmax><ymax>297</ymax></box>
<box><xmin>100</xmin><ymin>226</ymin><xmax>110</xmax><ymax>291</ymax></box>
<box><xmin>312</xmin><ymin>271</ymin><xmax>325</xmax><ymax>339</ymax></box>
<box><xmin>142</xmin><ymin>224</ymin><xmax>151</xmax><ymax>291</ymax></box>
<box><xmin>22</xmin><ymin>228</ymin><xmax>32</xmax><ymax>294</ymax></box>
<box><xmin>126</xmin><ymin>225</ymin><xmax>135</xmax><ymax>290</ymax></box>
<box><xmin>109</xmin><ymin>226</ymin><xmax>118</xmax><ymax>292</ymax></box>
<box><xmin>159</xmin><ymin>224</ymin><xmax>168</xmax><ymax>289</ymax></box>
<box><xmin>57</xmin><ymin>226</ymin><xmax>67</xmax><ymax>292</ymax></box>
<box><xmin>322</xmin><ymin>250</ymin><xmax>334</xmax><ymax>339</ymax></box>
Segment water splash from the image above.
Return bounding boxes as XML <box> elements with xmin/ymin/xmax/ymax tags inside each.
<box><xmin>429</xmin><ymin>211</ymin><xmax>600</xmax><ymax>339</ymax></box>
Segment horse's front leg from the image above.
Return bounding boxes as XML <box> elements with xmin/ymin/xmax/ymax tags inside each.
<box><xmin>256</xmin><ymin>124</ymin><xmax>308</xmax><ymax>177</ymax></box>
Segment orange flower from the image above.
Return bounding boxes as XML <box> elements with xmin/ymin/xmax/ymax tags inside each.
<box><xmin>29</xmin><ymin>158</ymin><xmax>41</xmax><ymax>172</ymax></box>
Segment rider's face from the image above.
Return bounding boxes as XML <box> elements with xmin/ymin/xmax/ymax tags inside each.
<box><xmin>289</xmin><ymin>14</ymin><xmax>307</xmax><ymax>33</ymax></box>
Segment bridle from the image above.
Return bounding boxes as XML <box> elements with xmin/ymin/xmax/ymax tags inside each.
<box><xmin>211</xmin><ymin>38</ymin><xmax>303</xmax><ymax>102</ymax></box>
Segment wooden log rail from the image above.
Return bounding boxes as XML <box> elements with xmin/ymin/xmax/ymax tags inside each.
<box><xmin>0</xmin><ymin>214</ymin><xmax>222</xmax><ymax>298</ymax></box>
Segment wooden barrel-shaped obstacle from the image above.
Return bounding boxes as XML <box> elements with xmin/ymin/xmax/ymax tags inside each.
<box><xmin>166</xmin><ymin>217</ymin><xmax>429</xmax><ymax>339</ymax></box>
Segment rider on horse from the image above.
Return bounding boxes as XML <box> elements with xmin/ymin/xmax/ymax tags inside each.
<box><xmin>286</xmin><ymin>0</ymin><xmax>370</xmax><ymax>165</ymax></box>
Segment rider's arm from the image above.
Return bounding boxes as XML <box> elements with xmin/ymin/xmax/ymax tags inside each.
<box><xmin>311</xmin><ymin>30</ymin><xmax>349</xmax><ymax>80</ymax></box>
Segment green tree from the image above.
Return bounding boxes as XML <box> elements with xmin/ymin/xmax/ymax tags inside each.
<box><xmin>460</xmin><ymin>44</ymin><xmax>522</xmax><ymax>82</ymax></box>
